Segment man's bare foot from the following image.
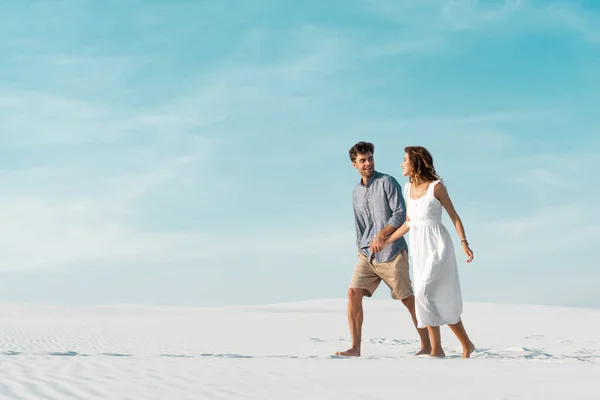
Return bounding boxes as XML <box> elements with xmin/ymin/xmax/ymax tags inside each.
<box><xmin>415</xmin><ymin>346</ymin><xmax>432</xmax><ymax>356</ymax></box>
<box><xmin>335</xmin><ymin>348</ymin><xmax>361</xmax><ymax>357</ymax></box>
<box><xmin>462</xmin><ymin>342</ymin><xmax>476</xmax><ymax>359</ymax></box>
<box><xmin>430</xmin><ymin>348</ymin><xmax>446</xmax><ymax>358</ymax></box>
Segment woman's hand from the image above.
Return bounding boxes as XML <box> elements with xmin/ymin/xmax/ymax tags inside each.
<box><xmin>462</xmin><ymin>241</ymin><xmax>474</xmax><ymax>263</ymax></box>
<box><xmin>372</xmin><ymin>239</ymin><xmax>389</xmax><ymax>253</ymax></box>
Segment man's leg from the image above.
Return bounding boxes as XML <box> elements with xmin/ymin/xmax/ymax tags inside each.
<box><xmin>401</xmin><ymin>295</ymin><xmax>431</xmax><ymax>355</ymax></box>
<box><xmin>336</xmin><ymin>255</ymin><xmax>380</xmax><ymax>357</ymax></box>
<box><xmin>336</xmin><ymin>288</ymin><xmax>368</xmax><ymax>357</ymax></box>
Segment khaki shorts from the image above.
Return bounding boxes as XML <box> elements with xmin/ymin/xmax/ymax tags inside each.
<box><xmin>349</xmin><ymin>249</ymin><xmax>413</xmax><ymax>300</ymax></box>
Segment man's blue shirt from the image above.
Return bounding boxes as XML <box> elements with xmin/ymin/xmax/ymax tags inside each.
<box><xmin>352</xmin><ymin>171</ymin><xmax>408</xmax><ymax>263</ymax></box>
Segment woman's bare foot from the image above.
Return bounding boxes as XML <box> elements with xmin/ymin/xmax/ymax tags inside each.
<box><xmin>430</xmin><ymin>348</ymin><xmax>446</xmax><ymax>358</ymax></box>
<box><xmin>462</xmin><ymin>342</ymin><xmax>476</xmax><ymax>359</ymax></box>
<box><xmin>335</xmin><ymin>348</ymin><xmax>361</xmax><ymax>357</ymax></box>
<box><xmin>415</xmin><ymin>346</ymin><xmax>432</xmax><ymax>356</ymax></box>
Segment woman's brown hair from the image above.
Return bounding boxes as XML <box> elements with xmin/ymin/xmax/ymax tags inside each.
<box><xmin>404</xmin><ymin>146</ymin><xmax>440</xmax><ymax>184</ymax></box>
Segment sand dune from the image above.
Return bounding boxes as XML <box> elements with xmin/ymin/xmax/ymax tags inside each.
<box><xmin>1</xmin><ymin>300</ymin><xmax>598</xmax><ymax>399</ymax></box>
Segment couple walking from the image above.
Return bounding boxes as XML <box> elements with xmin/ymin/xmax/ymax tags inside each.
<box><xmin>336</xmin><ymin>141</ymin><xmax>476</xmax><ymax>359</ymax></box>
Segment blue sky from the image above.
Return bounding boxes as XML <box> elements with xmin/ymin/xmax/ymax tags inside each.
<box><xmin>0</xmin><ymin>0</ymin><xmax>598</xmax><ymax>307</ymax></box>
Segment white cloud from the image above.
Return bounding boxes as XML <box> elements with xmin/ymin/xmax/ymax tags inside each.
<box><xmin>440</xmin><ymin>0</ymin><xmax>524</xmax><ymax>31</ymax></box>
<box><xmin>0</xmin><ymin>0</ymin><xmax>596</xmax><ymax>303</ymax></box>
<box><xmin>362</xmin><ymin>0</ymin><xmax>525</xmax><ymax>32</ymax></box>
<box><xmin>0</xmin><ymin>91</ymin><xmax>116</xmax><ymax>147</ymax></box>
<box><xmin>0</xmin><ymin>185</ymin><xmax>352</xmax><ymax>272</ymax></box>
<box><xmin>0</xmin><ymin>85</ymin><xmax>221</xmax><ymax>272</ymax></box>
<box><xmin>543</xmin><ymin>2</ymin><xmax>600</xmax><ymax>44</ymax></box>
<box><xmin>510</xmin><ymin>151</ymin><xmax>600</xmax><ymax>188</ymax></box>
<box><xmin>472</xmin><ymin>203</ymin><xmax>599</xmax><ymax>267</ymax></box>
<box><xmin>362</xmin><ymin>0</ymin><xmax>600</xmax><ymax>46</ymax></box>
<box><xmin>512</xmin><ymin>168</ymin><xmax>566</xmax><ymax>189</ymax></box>
<box><xmin>360</xmin><ymin>38</ymin><xmax>445</xmax><ymax>58</ymax></box>
<box><xmin>0</xmin><ymin>154</ymin><xmax>210</xmax><ymax>273</ymax></box>
<box><xmin>0</xmin><ymin>26</ymin><xmax>359</xmax><ymax>273</ymax></box>
<box><xmin>462</xmin><ymin>146</ymin><xmax>600</xmax><ymax>270</ymax></box>
<box><xmin>0</xmin><ymin>196</ymin><xmax>203</xmax><ymax>272</ymax></box>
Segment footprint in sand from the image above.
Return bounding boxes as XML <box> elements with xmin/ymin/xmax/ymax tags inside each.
<box><xmin>199</xmin><ymin>353</ymin><xmax>253</xmax><ymax>359</ymax></box>
<box><xmin>366</xmin><ymin>338</ymin><xmax>415</xmax><ymax>346</ymax></box>
<box><xmin>99</xmin><ymin>353</ymin><xmax>132</xmax><ymax>357</ymax></box>
<box><xmin>160</xmin><ymin>354</ymin><xmax>193</xmax><ymax>358</ymax></box>
<box><xmin>47</xmin><ymin>351</ymin><xmax>88</xmax><ymax>357</ymax></box>
<box><xmin>525</xmin><ymin>335</ymin><xmax>545</xmax><ymax>339</ymax></box>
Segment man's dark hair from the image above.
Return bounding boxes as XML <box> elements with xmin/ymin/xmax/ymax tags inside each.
<box><xmin>349</xmin><ymin>141</ymin><xmax>374</xmax><ymax>162</ymax></box>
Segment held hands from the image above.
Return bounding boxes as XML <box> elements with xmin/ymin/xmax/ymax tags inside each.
<box><xmin>369</xmin><ymin>236</ymin><xmax>386</xmax><ymax>254</ymax></box>
<box><xmin>462</xmin><ymin>241</ymin><xmax>474</xmax><ymax>263</ymax></box>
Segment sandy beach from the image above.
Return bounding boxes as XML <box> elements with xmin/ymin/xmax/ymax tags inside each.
<box><xmin>1</xmin><ymin>299</ymin><xmax>598</xmax><ymax>399</ymax></box>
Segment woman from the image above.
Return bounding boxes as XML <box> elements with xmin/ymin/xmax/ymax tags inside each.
<box><xmin>380</xmin><ymin>146</ymin><xmax>475</xmax><ymax>358</ymax></box>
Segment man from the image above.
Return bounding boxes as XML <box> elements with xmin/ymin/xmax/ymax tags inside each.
<box><xmin>335</xmin><ymin>141</ymin><xmax>431</xmax><ymax>357</ymax></box>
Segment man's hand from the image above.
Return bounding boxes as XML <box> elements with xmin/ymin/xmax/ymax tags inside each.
<box><xmin>370</xmin><ymin>236</ymin><xmax>385</xmax><ymax>253</ymax></box>
<box><xmin>370</xmin><ymin>225</ymin><xmax>397</xmax><ymax>253</ymax></box>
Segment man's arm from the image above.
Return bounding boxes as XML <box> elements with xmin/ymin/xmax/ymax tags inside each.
<box><xmin>384</xmin><ymin>176</ymin><xmax>406</xmax><ymax>229</ymax></box>
<box><xmin>370</xmin><ymin>177</ymin><xmax>405</xmax><ymax>252</ymax></box>
<box><xmin>352</xmin><ymin>195</ymin><xmax>365</xmax><ymax>251</ymax></box>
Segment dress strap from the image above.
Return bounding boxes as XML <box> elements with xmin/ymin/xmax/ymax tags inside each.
<box><xmin>427</xmin><ymin>179</ymin><xmax>444</xmax><ymax>198</ymax></box>
<box><xmin>403</xmin><ymin>181</ymin><xmax>410</xmax><ymax>200</ymax></box>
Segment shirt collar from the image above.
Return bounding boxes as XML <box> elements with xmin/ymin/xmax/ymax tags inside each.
<box><xmin>360</xmin><ymin>170</ymin><xmax>378</xmax><ymax>187</ymax></box>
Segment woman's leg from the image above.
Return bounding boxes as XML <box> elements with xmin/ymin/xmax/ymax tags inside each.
<box><xmin>427</xmin><ymin>326</ymin><xmax>445</xmax><ymax>358</ymax></box>
<box><xmin>448</xmin><ymin>320</ymin><xmax>475</xmax><ymax>358</ymax></box>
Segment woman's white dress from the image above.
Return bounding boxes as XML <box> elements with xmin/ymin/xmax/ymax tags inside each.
<box><xmin>404</xmin><ymin>180</ymin><xmax>463</xmax><ymax>328</ymax></box>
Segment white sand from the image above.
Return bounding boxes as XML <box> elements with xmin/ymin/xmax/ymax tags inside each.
<box><xmin>1</xmin><ymin>299</ymin><xmax>599</xmax><ymax>399</ymax></box>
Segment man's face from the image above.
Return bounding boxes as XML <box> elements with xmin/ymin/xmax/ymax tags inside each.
<box><xmin>353</xmin><ymin>152</ymin><xmax>374</xmax><ymax>178</ymax></box>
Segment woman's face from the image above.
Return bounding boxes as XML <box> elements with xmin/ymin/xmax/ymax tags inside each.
<box><xmin>401</xmin><ymin>153</ymin><xmax>413</xmax><ymax>177</ymax></box>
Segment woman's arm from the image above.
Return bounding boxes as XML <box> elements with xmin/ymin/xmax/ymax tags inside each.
<box><xmin>434</xmin><ymin>182</ymin><xmax>474</xmax><ymax>263</ymax></box>
<box><xmin>381</xmin><ymin>216</ymin><xmax>410</xmax><ymax>249</ymax></box>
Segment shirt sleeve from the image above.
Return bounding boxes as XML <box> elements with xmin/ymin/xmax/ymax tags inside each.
<box><xmin>384</xmin><ymin>176</ymin><xmax>406</xmax><ymax>228</ymax></box>
<box><xmin>352</xmin><ymin>195</ymin><xmax>364</xmax><ymax>248</ymax></box>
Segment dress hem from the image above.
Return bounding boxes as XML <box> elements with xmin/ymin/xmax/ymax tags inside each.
<box><xmin>417</xmin><ymin>316</ymin><xmax>462</xmax><ymax>329</ymax></box>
